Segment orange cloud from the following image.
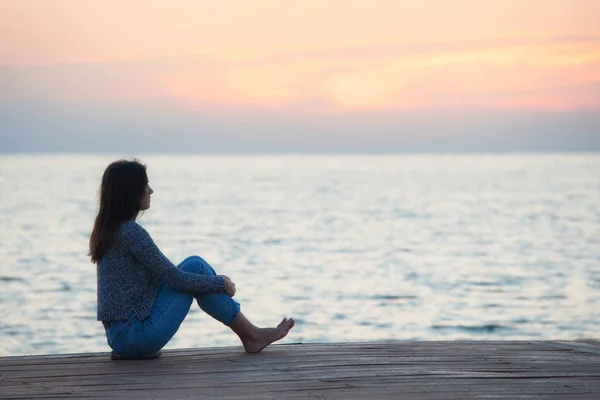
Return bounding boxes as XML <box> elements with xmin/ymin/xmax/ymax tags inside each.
<box><xmin>1</xmin><ymin>1</ymin><xmax>599</xmax><ymax>111</ymax></box>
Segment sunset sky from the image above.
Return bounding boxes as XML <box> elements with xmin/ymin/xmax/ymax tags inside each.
<box><xmin>1</xmin><ymin>0</ymin><xmax>599</xmax><ymax>152</ymax></box>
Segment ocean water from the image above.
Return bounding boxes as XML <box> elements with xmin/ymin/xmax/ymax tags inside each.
<box><xmin>0</xmin><ymin>154</ymin><xmax>599</xmax><ymax>357</ymax></box>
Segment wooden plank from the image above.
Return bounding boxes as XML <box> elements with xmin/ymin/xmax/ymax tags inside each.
<box><xmin>0</xmin><ymin>341</ymin><xmax>598</xmax><ymax>399</ymax></box>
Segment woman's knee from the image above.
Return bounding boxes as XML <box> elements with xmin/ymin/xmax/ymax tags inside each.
<box><xmin>178</xmin><ymin>255</ymin><xmax>214</xmax><ymax>275</ymax></box>
<box><xmin>179</xmin><ymin>255</ymin><xmax>203</xmax><ymax>265</ymax></box>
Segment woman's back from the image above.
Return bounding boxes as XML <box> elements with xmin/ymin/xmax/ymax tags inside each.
<box><xmin>97</xmin><ymin>221</ymin><xmax>159</xmax><ymax>322</ymax></box>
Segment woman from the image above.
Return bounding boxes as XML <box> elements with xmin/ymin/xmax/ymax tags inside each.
<box><xmin>90</xmin><ymin>159</ymin><xmax>294</xmax><ymax>360</ymax></box>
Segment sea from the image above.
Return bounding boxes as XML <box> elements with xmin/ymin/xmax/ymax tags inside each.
<box><xmin>0</xmin><ymin>154</ymin><xmax>599</xmax><ymax>357</ymax></box>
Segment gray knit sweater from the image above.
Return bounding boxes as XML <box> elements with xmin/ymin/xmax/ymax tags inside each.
<box><xmin>96</xmin><ymin>220</ymin><xmax>226</xmax><ymax>322</ymax></box>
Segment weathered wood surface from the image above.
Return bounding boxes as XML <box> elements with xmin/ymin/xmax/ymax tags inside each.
<box><xmin>1</xmin><ymin>341</ymin><xmax>599</xmax><ymax>399</ymax></box>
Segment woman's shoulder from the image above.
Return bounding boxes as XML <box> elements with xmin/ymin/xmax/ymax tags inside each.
<box><xmin>118</xmin><ymin>220</ymin><xmax>149</xmax><ymax>240</ymax></box>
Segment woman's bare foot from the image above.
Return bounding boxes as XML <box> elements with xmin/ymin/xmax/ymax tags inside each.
<box><xmin>241</xmin><ymin>318</ymin><xmax>295</xmax><ymax>353</ymax></box>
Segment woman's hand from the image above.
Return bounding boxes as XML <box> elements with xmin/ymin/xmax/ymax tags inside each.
<box><xmin>220</xmin><ymin>275</ymin><xmax>236</xmax><ymax>297</ymax></box>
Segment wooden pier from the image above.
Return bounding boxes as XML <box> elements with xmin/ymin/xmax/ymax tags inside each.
<box><xmin>1</xmin><ymin>341</ymin><xmax>599</xmax><ymax>399</ymax></box>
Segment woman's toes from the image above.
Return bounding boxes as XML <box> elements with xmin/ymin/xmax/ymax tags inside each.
<box><xmin>279</xmin><ymin>317</ymin><xmax>294</xmax><ymax>331</ymax></box>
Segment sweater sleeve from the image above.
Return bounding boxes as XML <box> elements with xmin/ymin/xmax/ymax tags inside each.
<box><xmin>122</xmin><ymin>222</ymin><xmax>226</xmax><ymax>294</ymax></box>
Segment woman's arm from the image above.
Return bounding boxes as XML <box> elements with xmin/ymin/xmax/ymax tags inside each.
<box><xmin>123</xmin><ymin>222</ymin><xmax>226</xmax><ymax>294</ymax></box>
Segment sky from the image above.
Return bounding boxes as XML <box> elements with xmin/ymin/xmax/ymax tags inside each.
<box><xmin>1</xmin><ymin>0</ymin><xmax>599</xmax><ymax>153</ymax></box>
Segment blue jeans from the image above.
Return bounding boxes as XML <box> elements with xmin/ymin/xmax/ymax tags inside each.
<box><xmin>104</xmin><ymin>256</ymin><xmax>240</xmax><ymax>359</ymax></box>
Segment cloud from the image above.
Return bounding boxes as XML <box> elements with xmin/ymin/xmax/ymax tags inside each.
<box><xmin>3</xmin><ymin>31</ymin><xmax>599</xmax><ymax>112</ymax></box>
<box><xmin>0</xmin><ymin>55</ymin><xmax>228</xmax><ymax>102</ymax></box>
<box><xmin>240</xmin><ymin>34</ymin><xmax>600</xmax><ymax>67</ymax></box>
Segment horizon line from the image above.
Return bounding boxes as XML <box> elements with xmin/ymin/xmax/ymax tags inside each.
<box><xmin>2</xmin><ymin>150</ymin><xmax>600</xmax><ymax>157</ymax></box>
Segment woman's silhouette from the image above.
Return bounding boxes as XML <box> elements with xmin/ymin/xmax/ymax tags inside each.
<box><xmin>90</xmin><ymin>159</ymin><xmax>294</xmax><ymax>359</ymax></box>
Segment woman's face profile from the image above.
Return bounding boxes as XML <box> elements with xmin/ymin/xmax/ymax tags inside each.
<box><xmin>140</xmin><ymin>183</ymin><xmax>154</xmax><ymax>210</ymax></box>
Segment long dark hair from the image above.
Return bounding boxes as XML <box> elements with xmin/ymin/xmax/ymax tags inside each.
<box><xmin>89</xmin><ymin>159</ymin><xmax>148</xmax><ymax>263</ymax></box>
